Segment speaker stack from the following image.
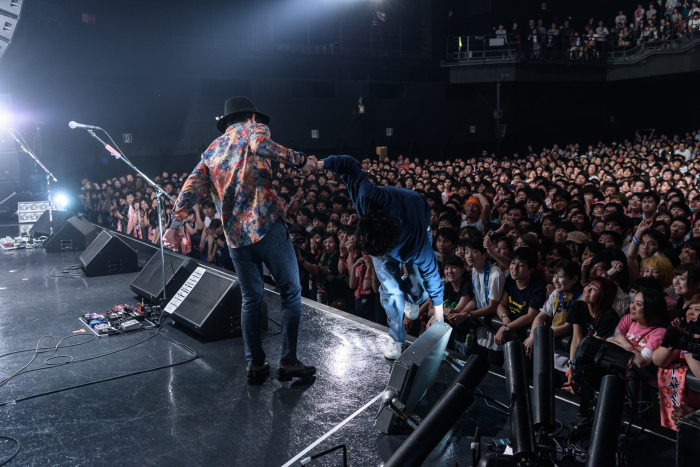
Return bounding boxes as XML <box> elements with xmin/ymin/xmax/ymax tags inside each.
<box><xmin>79</xmin><ymin>230</ymin><xmax>139</xmax><ymax>277</ymax></box>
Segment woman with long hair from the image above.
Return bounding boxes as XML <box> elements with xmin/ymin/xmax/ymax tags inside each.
<box><xmin>611</xmin><ymin>288</ymin><xmax>669</xmax><ymax>369</ymax></box>
<box><xmin>563</xmin><ymin>276</ymin><xmax>620</xmax><ymax>393</ymax></box>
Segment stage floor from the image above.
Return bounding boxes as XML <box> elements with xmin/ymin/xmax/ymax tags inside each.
<box><xmin>0</xmin><ymin>226</ymin><xmax>677</xmax><ymax>466</ymax></box>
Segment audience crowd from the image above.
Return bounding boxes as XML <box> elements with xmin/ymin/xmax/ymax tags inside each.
<box><xmin>77</xmin><ymin>125</ymin><xmax>700</xmax><ymax>430</ymax></box>
<box><xmin>493</xmin><ymin>1</ymin><xmax>700</xmax><ymax>60</ymax></box>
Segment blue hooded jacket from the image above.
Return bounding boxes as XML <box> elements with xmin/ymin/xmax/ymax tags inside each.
<box><xmin>321</xmin><ymin>155</ymin><xmax>444</xmax><ymax>305</ymax></box>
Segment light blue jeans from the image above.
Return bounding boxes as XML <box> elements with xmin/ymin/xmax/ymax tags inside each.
<box><xmin>229</xmin><ymin>221</ymin><xmax>302</xmax><ymax>366</ymax></box>
<box><xmin>372</xmin><ymin>256</ymin><xmax>429</xmax><ymax>343</ymax></box>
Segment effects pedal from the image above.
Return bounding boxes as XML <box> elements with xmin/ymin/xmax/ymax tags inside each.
<box><xmin>119</xmin><ymin>319</ymin><xmax>141</xmax><ymax>331</ymax></box>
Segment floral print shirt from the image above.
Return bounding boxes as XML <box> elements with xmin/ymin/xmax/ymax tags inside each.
<box><xmin>170</xmin><ymin>122</ymin><xmax>303</xmax><ymax>248</ymax></box>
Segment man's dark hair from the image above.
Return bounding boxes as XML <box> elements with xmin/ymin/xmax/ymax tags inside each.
<box><xmin>200</xmin><ymin>199</ymin><xmax>215</xmax><ymax>210</ymax></box>
<box><xmin>439</xmin><ymin>211</ymin><xmax>462</xmax><ymax>230</ymax></box>
<box><xmin>511</xmin><ymin>247</ymin><xmax>538</xmax><ymax>269</ymax></box>
<box><xmin>641</xmin><ymin>191</ymin><xmax>661</xmax><ymax>205</ymax></box>
<box><xmin>556</xmin><ymin>221</ymin><xmax>577</xmax><ymax>234</ymax></box>
<box><xmin>668</xmin><ymin>201</ymin><xmax>691</xmax><ymax>217</ymax></box>
<box><xmin>332</xmin><ymin>196</ymin><xmax>349</xmax><ymax>208</ymax></box>
<box><xmin>443</xmin><ymin>254</ymin><xmax>465</xmax><ymax>269</ymax></box>
<box><xmin>436</xmin><ymin>227</ymin><xmax>459</xmax><ymax>244</ymax></box>
<box><xmin>598</xmin><ymin>230</ymin><xmax>624</xmax><ymax>249</ymax></box>
<box><xmin>637</xmin><ymin>228</ymin><xmax>672</xmax><ymax>251</ymax></box>
<box><xmin>312</xmin><ymin>212</ymin><xmax>329</xmax><ymax>224</ymax></box>
<box><xmin>508</xmin><ymin>203</ymin><xmax>527</xmax><ymax>219</ymax></box>
<box><xmin>672</xmin><ymin>216</ymin><xmax>691</xmax><ymax>235</ymax></box>
<box><xmin>541</xmin><ymin>214</ymin><xmax>561</xmax><ymax>227</ymax></box>
<box><xmin>464</xmin><ymin>235</ymin><xmax>487</xmax><ymax>254</ymax></box>
<box><xmin>357</xmin><ymin>210</ymin><xmax>402</xmax><ymax>257</ymax></box>
<box><xmin>309</xmin><ymin>226</ymin><xmax>326</xmax><ymax>238</ymax></box>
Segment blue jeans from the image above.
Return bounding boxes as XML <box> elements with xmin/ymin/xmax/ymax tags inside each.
<box><xmin>372</xmin><ymin>256</ymin><xmax>429</xmax><ymax>343</ymax></box>
<box><xmin>229</xmin><ymin>221</ymin><xmax>302</xmax><ymax>366</ymax></box>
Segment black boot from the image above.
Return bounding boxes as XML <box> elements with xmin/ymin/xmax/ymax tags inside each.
<box><xmin>246</xmin><ymin>362</ymin><xmax>270</xmax><ymax>385</ymax></box>
<box><xmin>277</xmin><ymin>360</ymin><xmax>316</xmax><ymax>381</ymax></box>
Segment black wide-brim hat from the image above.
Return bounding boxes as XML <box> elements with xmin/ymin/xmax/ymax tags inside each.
<box><xmin>216</xmin><ymin>96</ymin><xmax>271</xmax><ymax>133</ymax></box>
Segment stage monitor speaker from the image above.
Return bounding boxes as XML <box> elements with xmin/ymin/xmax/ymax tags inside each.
<box><xmin>44</xmin><ymin>216</ymin><xmax>97</xmax><ymax>253</ymax></box>
<box><xmin>80</xmin><ymin>230</ymin><xmax>139</xmax><ymax>277</ymax></box>
<box><xmin>163</xmin><ymin>264</ymin><xmax>267</xmax><ymax>341</ymax></box>
<box><xmin>130</xmin><ymin>250</ymin><xmax>193</xmax><ymax>304</ymax></box>
<box><xmin>31</xmin><ymin>209</ymin><xmax>75</xmax><ymax>238</ymax></box>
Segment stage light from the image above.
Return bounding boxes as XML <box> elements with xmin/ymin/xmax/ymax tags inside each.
<box><xmin>0</xmin><ymin>108</ymin><xmax>12</xmax><ymax>128</ymax></box>
<box><xmin>54</xmin><ymin>193</ymin><xmax>69</xmax><ymax>209</ymax></box>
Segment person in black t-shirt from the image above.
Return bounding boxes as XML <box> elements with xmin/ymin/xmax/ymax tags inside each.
<box><xmin>495</xmin><ymin>248</ymin><xmax>547</xmax><ymax>345</ymax></box>
<box><xmin>441</xmin><ymin>254</ymin><xmax>473</xmax><ymax>353</ymax></box>
<box><xmin>564</xmin><ymin>276</ymin><xmax>620</xmax><ymax>393</ymax></box>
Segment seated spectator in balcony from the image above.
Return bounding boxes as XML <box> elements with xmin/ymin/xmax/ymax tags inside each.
<box><xmin>676</xmin><ymin>12</ymin><xmax>689</xmax><ymax>36</ymax></box>
<box><xmin>527</xmin><ymin>28</ymin><xmax>541</xmax><ymax>58</ymax></box>
<box><xmin>635</xmin><ymin>4</ymin><xmax>647</xmax><ymax>29</ymax></box>
<box><xmin>510</xmin><ymin>22</ymin><xmax>521</xmax><ymax>46</ymax></box>
<box><xmin>564</xmin><ymin>277</ymin><xmax>620</xmax><ymax>393</ymax></box>
<box><xmin>543</xmin><ymin>33</ymin><xmax>558</xmax><ymax>59</ymax></box>
<box><xmin>659</xmin><ymin>17</ymin><xmax>673</xmax><ymax>44</ymax></box>
<box><xmin>495</xmin><ymin>24</ymin><xmax>508</xmax><ymax>43</ymax></box>
<box><xmin>648</xmin><ymin>2</ymin><xmax>659</xmax><ymax>20</ymax></box>
<box><xmin>569</xmin><ymin>31</ymin><xmax>584</xmax><ymax>59</ymax></box>
<box><xmin>615</xmin><ymin>10</ymin><xmax>628</xmax><ymax>28</ymax></box>
<box><xmin>639</xmin><ymin>24</ymin><xmax>654</xmax><ymax>44</ymax></box>
<box><xmin>494</xmin><ymin>248</ymin><xmax>547</xmax><ymax>345</ymax></box>
<box><xmin>524</xmin><ymin>260</ymin><xmax>582</xmax><ymax>372</ymax></box>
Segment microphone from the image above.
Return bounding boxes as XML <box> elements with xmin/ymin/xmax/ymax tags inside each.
<box><xmin>68</xmin><ymin>121</ymin><xmax>99</xmax><ymax>130</ymax></box>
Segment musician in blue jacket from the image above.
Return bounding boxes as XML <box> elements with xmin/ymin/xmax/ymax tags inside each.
<box><xmin>309</xmin><ymin>155</ymin><xmax>444</xmax><ymax>359</ymax></box>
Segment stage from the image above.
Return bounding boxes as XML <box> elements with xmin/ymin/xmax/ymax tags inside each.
<box><xmin>0</xmin><ymin>223</ymin><xmax>677</xmax><ymax>466</ymax></box>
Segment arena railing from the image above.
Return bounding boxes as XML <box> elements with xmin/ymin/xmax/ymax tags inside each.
<box><xmin>447</xmin><ymin>27</ymin><xmax>700</xmax><ymax>66</ymax></box>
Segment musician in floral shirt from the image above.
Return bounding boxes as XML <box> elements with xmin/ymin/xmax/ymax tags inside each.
<box><xmin>164</xmin><ymin>97</ymin><xmax>316</xmax><ymax>384</ymax></box>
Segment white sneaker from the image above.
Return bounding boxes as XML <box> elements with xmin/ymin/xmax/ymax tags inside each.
<box><xmin>384</xmin><ymin>338</ymin><xmax>402</xmax><ymax>360</ymax></box>
<box><xmin>404</xmin><ymin>302</ymin><xmax>420</xmax><ymax>320</ymax></box>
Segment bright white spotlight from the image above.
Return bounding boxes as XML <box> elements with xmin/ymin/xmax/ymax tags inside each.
<box><xmin>54</xmin><ymin>193</ymin><xmax>69</xmax><ymax>210</ymax></box>
<box><xmin>0</xmin><ymin>108</ymin><xmax>12</xmax><ymax>128</ymax></box>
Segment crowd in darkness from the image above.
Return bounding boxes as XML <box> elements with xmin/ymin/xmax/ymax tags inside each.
<box><xmin>78</xmin><ymin>125</ymin><xmax>700</xmax><ymax>430</ymax></box>
<box><xmin>493</xmin><ymin>1</ymin><xmax>700</xmax><ymax>59</ymax></box>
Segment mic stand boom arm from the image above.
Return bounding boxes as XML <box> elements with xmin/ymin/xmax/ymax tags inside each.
<box><xmin>84</xmin><ymin>128</ymin><xmax>176</xmax><ymax>318</ymax></box>
<box><xmin>7</xmin><ymin>128</ymin><xmax>58</xmax><ymax>234</ymax></box>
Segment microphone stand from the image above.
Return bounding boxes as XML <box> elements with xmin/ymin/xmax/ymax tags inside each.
<box><xmin>6</xmin><ymin>128</ymin><xmax>58</xmax><ymax>235</ymax></box>
<box><xmin>83</xmin><ymin>128</ymin><xmax>176</xmax><ymax>322</ymax></box>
